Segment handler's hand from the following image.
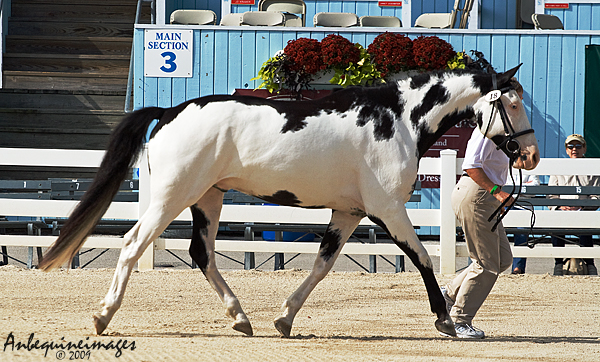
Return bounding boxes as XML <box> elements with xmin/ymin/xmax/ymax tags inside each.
<box><xmin>494</xmin><ymin>190</ymin><xmax>515</xmax><ymax>207</ymax></box>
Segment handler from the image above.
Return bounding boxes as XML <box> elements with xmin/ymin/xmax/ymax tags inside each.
<box><xmin>440</xmin><ymin>81</ymin><xmax>521</xmax><ymax>338</ymax></box>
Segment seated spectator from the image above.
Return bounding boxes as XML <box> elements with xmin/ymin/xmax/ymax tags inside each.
<box><xmin>549</xmin><ymin>134</ymin><xmax>599</xmax><ymax>276</ymax></box>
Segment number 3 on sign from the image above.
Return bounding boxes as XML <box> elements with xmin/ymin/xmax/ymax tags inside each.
<box><xmin>160</xmin><ymin>52</ymin><xmax>177</xmax><ymax>73</ymax></box>
<box><xmin>144</xmin><ymin>29</ymin><xmax>192</xmax><ymax>78</ymax></box>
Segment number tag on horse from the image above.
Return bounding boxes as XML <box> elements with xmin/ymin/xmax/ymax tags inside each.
<box><xmin>485</xmin><ymin>90</ymin><xmax>501</xmax><ymax>102</ymax></box>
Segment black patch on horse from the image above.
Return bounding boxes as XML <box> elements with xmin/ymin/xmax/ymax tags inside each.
<box><xmin>257</xmin><ymin>190</ymin><xmax>301</xmax><ymax>206</ymax></box>
<box><xmin>475</xmin><ymin>111</ymin><xmax>484</xmax><ymax>128</ymax></box>
<box><xmin>410</xmin><ymin>82</ymin><xmax>451</xmax><ymax>129</ymax></box>
<box><xmin>415</xmin><ymin>107</ymin><xmax>475</xmax><ymax>159</ymax></box>
<box><xmin>352</xmin><ymin>85</ymin><xmax>404</xmax><ymax>141</ymax></box>
<box><xmin>410</xmin><ymin>73</ymin><xmax>431</xmax><ymax>89</ymax></box>
<box><xmin>189</xmin><ymin>205</ymin><xmax>210</xmax><ymax>272</ymax></box>
<box><xmin>281</xmin><ymin>115</ymin><xmax>309</xmax><ymax>133</ymax></box>
<box><xmin>320</xmin><ymin>226</ymin><xmax>342</xmax><ymax>262</ymax></box>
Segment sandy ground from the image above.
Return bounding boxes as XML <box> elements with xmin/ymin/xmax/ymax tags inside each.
<box><xmin>0</xmin><ymin>265</ymin><xmax>599</xmax><ymax>362</ymax></box>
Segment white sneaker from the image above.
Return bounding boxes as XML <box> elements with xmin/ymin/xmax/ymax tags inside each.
<box><xmin>455</xmin><ymin>323</ymin><xmax>485</xmax><ymax>339</ymax></box>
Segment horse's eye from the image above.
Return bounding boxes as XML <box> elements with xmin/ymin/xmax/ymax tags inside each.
<box><xmin>511</xmin><ymin>104</ymin><xmax>518</xmax><ymax>110</ymax></box>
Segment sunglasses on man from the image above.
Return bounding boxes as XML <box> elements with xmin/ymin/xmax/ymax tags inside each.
<box><xmin>566</xmin><ymin>144</ymin><xmax>583</xmax><ymax>149</ymax></box>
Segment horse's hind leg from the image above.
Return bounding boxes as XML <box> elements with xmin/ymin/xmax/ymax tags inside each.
<box><xmin>189</xmin><ymin>187</ymin><xmax>252</xmax><ymax>336</ymax></box>
<box><xmin>274</xmin><ymin>211</ymin><xmax>361</xmax><ymax>337</ymax></box>
<box><xmin>93</xmin><ymin>202</ymin><xmax>183</xmax><ymax>335</ymax></box>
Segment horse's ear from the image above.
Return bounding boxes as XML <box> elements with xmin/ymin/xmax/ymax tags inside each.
<box><xmin>496</xmin><ymin>64</ymin><xmax>522</xmax><ymax>88</ymax></box>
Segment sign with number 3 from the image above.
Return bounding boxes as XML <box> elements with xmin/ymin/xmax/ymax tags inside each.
<box><xmin>144</xmin><ymin>29</ymin><xmax>193</xmax><ymax>77</ymax></box>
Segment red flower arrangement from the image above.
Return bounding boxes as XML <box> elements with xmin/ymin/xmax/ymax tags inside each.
<box><xmin>320</xmin><ymin>34</ymin><xmax>360</xmax><ymax>69</ymax></box>
<box><xmin>412</xmin><ymin>36</ymin><xmax>456</xmax><ymax>71</ymax></box>
<box><xmin>254</xmin><ymin>34</ymin><xmax>460</xmax><ymax>96</ymax></box>
<box><xmin>284</xmin><ymin>38</ymin><xmax>324</xmax><ymax>75</ymax></box>
<box><xmin>367</xmin><ymin>32</ymin><xmax>414</xmax><ymax>77</ymax></box>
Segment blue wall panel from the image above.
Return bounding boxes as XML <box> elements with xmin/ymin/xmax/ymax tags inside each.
<box><xmin>548</xmin><ymin>3</ymin><xmax>600</xmax><ymax>31</ymax></box>
<box><xmin>200</xmin><ymin>29</ymin><xmax>215</xmax><ymax>96</ymax></box>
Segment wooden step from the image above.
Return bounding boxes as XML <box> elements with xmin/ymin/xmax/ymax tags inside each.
<box><xmin>5</xmin><ymin>35</ymin><xmax>132</xmax><ymax>55</ymax></box>
<box><xmin>8</xmin><ymin>20</ymin><xmax>133</xmax><ymax>37</ymax></box>
<box><xmin>12</xmin><ymin>0</ymin><xmax>139</xmax><ymax>5</ymax></box>
<box><xmin>11</xmin><ymin>4</ymin><xmax>138</xmax><ymax>22</ymax></box>
<box><xmin>0</xmin><ymin>128</ymin><xmax>111</xmax><ymax>150</ymax></box>
<box><xmin>12</xmin><ymin>16</ymin><xmax>134</xmax><ymax>24</ymax></box>
<box><xmin>0</xmin><ymin>89</ymin><xmax>126</xmax><ymax>110</ymax></box>
<box><xmin>0</xmin><ymin>108</ymin><xmax>125</xmax><ymax>127</ymax></box>
<box><xmin>3</xmin><ymin>53</ymin><xmax>130</xmax><ymax>74</ymax></box>
<box><xmin>2</xmin><ymin>71</ymin><xmax>128</xmax><ymax>91</ymax></box>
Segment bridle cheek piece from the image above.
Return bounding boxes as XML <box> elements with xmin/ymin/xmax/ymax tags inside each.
<box><xmin>483</xmin><ymin>74</ymin><xmax>535</xmax><ymax>163</ymax></box>
<box><xmin>484</xmin><ymin>74</ymin><xmax>536</xmax><ymax>232</ymax></box>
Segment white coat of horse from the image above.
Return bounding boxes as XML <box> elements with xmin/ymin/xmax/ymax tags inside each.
<box><xmin>39</xmin><ymin>65</ymin><xmax>539</xmax><ymax>337</ymax></box>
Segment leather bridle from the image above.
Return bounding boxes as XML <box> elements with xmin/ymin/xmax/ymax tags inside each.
<box><xmin>482</xmin><ymin>74</ymin><xmax>536</xmax><ymax>232</ymax></box>
<box><xmin>483</xmin><ymin>74</ymin><xmax>535</xmax><ymax>164</ymax></box>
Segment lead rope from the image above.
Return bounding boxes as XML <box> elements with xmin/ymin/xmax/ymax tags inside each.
<box><xmin>487</xmin><ymin>166</ymin><xmax>537</xmax><ymax>248</ymax></box>
<box><xmin>488</xmin><ymin>166</ymin><xmax>520</xmax><ymax>232</ymax></box>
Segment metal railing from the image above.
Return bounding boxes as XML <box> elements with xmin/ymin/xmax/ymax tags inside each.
<box><xmin>125</xmin><ymin>0</ymin><xmax>156</xmax><ymax>112</ymax></box>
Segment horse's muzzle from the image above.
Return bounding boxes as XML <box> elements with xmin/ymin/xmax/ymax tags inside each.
<box><xmin>512</xmin><ymin>145</ymin><xmax>540</xmax><ymax>170</ymax></box>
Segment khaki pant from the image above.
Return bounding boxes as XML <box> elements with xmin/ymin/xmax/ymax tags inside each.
<box><xmin>445</xmin><ymin>176</ymin><xmax>513</xmax><ymax>325</ymax></box>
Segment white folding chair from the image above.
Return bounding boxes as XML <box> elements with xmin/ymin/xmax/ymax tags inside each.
<box><xmin>359</xmin><ymin>16</ymin><xmax>401</xmax><ymax>28</ymax></box>
<box><xmin>170</xmin><ymin>10</ymin><xmax>217</xmax><ymax>25</ymax></box>
<box><xmin>313</xmin><ymin>12</ymin><xmax>358</xmax><ymax>27</ymax></box>
<box><xmin>258</xmin><ymin>0</ymin><xmax>306</xmax><ymax>27</ymax></box>
<box><xmin>241</xmin><ymin>11</ymin><xmax>285</xmax><ymax>26</ymax></box>
<box><xmin>532</xmin><ymin>14</ymin><xmax>564</xmax><ymax>30</ymax></box>
<box><xmin>220</xmin><ymin>13</ymin><xmax>243</xmax><ymax>26</ymax></box>
<box><xmin>414</xmin><ymin>0</ymin><xmax>460</xmax><ymax>29</ymax></box>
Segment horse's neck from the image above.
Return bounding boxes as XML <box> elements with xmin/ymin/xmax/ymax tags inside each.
<box><xmin>399</xmin><ymin>73</ymin><xmax>484</xmax><ymax>158</ymax></box>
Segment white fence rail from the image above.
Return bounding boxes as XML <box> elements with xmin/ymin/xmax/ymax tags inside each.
<box><xmin>1</xmin><ymin>147</ymin><xmax>599</xmax><ymax>274</ymax></box>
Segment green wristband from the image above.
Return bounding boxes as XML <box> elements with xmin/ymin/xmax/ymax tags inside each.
<box><xmin>490</xmin><ymin>185</ymin><xmax>499</xmax><ymax>195</ymax></box>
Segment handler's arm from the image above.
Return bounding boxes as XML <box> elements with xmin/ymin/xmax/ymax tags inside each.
<box><xmin>465</xmin><ymin>168</ymin><xmax>514</xmax><ymax>204</ymax></box>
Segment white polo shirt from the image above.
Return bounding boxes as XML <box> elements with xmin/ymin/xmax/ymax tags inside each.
<box><xmin>462</xmin><ymin>129</ymin><xmax>510</xmax><ymax>186</ymax></box>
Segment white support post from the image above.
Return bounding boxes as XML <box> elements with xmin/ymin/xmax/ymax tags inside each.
<box><xmin>137</xmin><ymin>146</ymin><xmax>155</xmax><ymax>271</ymax></box>
<box><xmin>439</xmin><ymin>150</ymin><xmax>457</xmax><ymax>274</ymax></box>
<box><xmin>156</xmin><ymin>0</ymin><xmax>166</xmax><ymax>25</ymax></box>
<box><xmin>467</xmin><ymin>0</ymin><xmax>481</xmax><ymax>30</ymax></box>
<box><xmin>222</xmin><ymin>0</ymin><xmax>231</xmax><ymax>17</ymax></box>
<box><xmin>535</xmin><ymin>0</ymin><xmax>545</xmax><ymax>14</ymax></box>
<box><xmin>401</xmin><ymin>0</ymin><xmax>411</xmax><ymax>28</ymax></box>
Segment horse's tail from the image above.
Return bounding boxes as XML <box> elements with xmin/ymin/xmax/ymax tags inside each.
<box><xmin>38</xmin><ymin>106</ymin><xmax>166</xmax><ymax>271</ymax></box>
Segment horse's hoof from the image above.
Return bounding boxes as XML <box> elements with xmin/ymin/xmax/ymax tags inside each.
<box><xmin>232</xmin><ymin>320</ymin><xmax>253</xmax><ymax>336</ymax></box>
<box><xmin>274</xmin><ymin>318</ymin><xmax>292</xmax><ymax>337</ymax></box>
<box><xmin>93</xmin><ymin>313</ymin><xmax>108</xmax><ymax>335</ymax></box>
<box><xmin>435</xmin><ymin>317</ymin><xmax>455</xmax><ymax>337</ymax></box>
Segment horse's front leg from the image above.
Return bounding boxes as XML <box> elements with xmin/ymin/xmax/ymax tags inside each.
<box><xmin>368</xmin><ymin>206</ymin><xmax>455</xmax><ymax>337</ymax></box>
<box><xmin>274</xmin><ymin>211</ymin><xmax>361</xmax><ymax>337</ymax></box>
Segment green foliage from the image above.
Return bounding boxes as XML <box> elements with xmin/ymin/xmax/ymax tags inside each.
<box><xmin>251</xmin><ymin>54</ymin><xmax>288</xmax><ymax>93</ymax></box>
<box><xmin>447</xmin><ymin>51</ymin><xmax>467</xmax><ymax>70</ymax></box>
<box><xmin>329</xmin><ymin>44</ymin><xmax>384</xmax><ymax>87</ymax></box>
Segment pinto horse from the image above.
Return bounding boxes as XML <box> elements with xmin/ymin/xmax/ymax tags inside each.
<box><xmin>39</xmin><ymin>65</ymin><xmax>539</xmax><ymax>337</ymax></box>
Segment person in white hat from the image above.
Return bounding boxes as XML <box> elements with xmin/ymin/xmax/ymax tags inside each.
<box><xmin>549</xmin><ymin>134</ymin><xmax>600</xmax><ymax>276</ymax></box>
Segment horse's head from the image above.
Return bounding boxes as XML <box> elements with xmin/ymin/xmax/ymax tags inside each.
<box><xmin>473</xmin><ymin>65</ymin><xmax>540</xmax><ymax>170</ymax></box>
